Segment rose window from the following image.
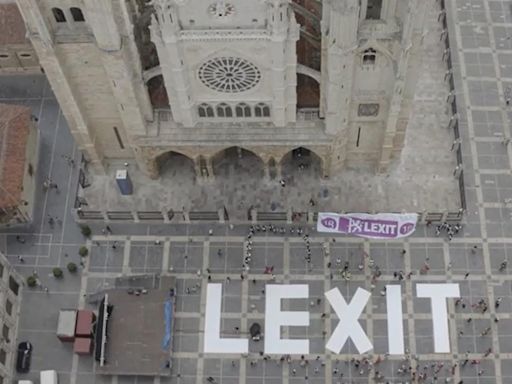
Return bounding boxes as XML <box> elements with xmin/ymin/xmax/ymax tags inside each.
<box><xmin>198</xmin><ymin>57</ymin><xmax>261</xmax><ymax>93</ymax></box>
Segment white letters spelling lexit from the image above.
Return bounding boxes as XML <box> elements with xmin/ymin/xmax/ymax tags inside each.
<box><xmin>203</xmin><ymin>283</ymin><xmax>460</xmax><ymax>355</ymax></box>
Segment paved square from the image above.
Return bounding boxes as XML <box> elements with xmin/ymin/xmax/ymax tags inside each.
<box><xmin>2</xmin><ymin>0</ymin><xmax>512</xmax><ymax>383</ymax></box>
<box><xmin>4</xmin><ymin>224</ymin><xmax>512</xmax><ymax>383</ymax></box>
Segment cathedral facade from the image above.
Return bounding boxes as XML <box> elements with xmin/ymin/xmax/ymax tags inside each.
<box><xmin>15</xmin><ymin>0</ymin><xmax>427</xmax><ymax>179</ymax></box>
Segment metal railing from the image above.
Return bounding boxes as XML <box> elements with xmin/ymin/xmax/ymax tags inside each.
<box><xmin>439</xmin><ymin>0</ymin><xmax>467</xmax><ymax>213</ymax></box>
<box><xmin>74</xmin><ymin>207</ymin><xmax>463</xmax><ymax>224</ymax></box>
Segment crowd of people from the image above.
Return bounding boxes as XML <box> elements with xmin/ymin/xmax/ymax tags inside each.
<box><xmin>433</xmin><ymin>222</ymin><xmax>463</xmax><ymax>241</ymax></box>
<box><xmin>9</xmin><ymin>218</ymin><xmax>508</xmax><ymax>383</ymax></box>
<box><xmin>196</xmin><ymin>223</ymin><xmax>505</xmax><ymax>383</ymax></box>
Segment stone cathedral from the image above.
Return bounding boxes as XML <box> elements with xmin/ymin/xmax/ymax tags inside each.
<box><xmin>15</xmin><ymin>0</ymin><xmax>427</xmax><ymax>179</ymax></box>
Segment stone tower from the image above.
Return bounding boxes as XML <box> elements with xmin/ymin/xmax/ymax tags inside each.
<box><xmin>15</xmin><ymin>0</ymin><xmax>153</xmax><ymax>172</ymax></box>
<box><xmin>322</xmin><ymin>0</ymin><xmax>427</xmax><ymax>172</ymax></box>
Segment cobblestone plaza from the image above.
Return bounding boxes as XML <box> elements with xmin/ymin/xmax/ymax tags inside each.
<box><xmin>5</xmin><ymin>225</ymin><xmax>512</xmax><ymax>384</ymax></box>
<box><xmin>3</xmin><ymin>0</ymin><xmax>512</xmax><ymax>383</ymax></box>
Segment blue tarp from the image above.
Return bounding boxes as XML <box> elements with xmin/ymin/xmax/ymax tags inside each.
<box><xmin>161</xmin><ymin>299</ymin><xmax>173</xmax><ymax>350</ymax></box>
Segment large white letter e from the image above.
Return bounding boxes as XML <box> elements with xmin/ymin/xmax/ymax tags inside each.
<box><xmin>264</xmin><ymin>284</ymin><xmax>310</xmax><ymax>354</ymax></box>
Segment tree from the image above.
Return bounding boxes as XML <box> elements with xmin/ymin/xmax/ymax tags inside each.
<box><xmin>67</xmin><ymin>262</ymin><xmax>77</xmax><ymax>273</ymax></box>
<box><xmin>78</xmin><ymin>246</ymin><xmax>88</xmax><ymax>257</ymax></box>
<box><xmin>80</xmin><ymin>225</ymin><xmax>92</xmax><ymax>238</ymax></box>
<box><xmin>26</xmin><ymin>275</ymin><xmax>37</xmax><ymax>287</ymax></box>
<box><xmin>53</xmin><ymin>267</ymin><xmax>63</xmax><ymax>279</ymax></box>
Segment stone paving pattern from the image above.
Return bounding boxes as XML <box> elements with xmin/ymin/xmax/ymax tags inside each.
<box><xmin>0</xmin><ymin>0</ymin><xmax>512</xmax><ymax>383</ymax></box>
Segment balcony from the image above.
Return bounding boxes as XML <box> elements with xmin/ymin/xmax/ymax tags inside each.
<box><xmin>139</xmin><ymin>108</ymin><xmax>329</xmax><ymax>147</ymax></box>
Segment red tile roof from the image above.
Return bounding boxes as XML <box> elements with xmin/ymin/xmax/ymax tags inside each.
<box><xmin>0</xmin><ymin>103</ymin><xmax>31</xmax><ymax>210</ymax></box>
<box><xmin>0</xmin><ymin>3</ymin><xmax>27</xmax><ymax>45</ymax></box>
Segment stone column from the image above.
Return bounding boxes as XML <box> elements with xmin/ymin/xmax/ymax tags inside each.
<box><xmin>276</xmin><ymin>162</ymin><xmax>283</xmax><ymax>180</ymax></box>
<box><xmin>193</xmin><ymin>157</ymin><xmax>203</xmax><ymax>182</ymax></box>
<box><xmin>145</xmin><ymin>157</ymin><xmax>159</xmax><ymax>180</ymax></box>
<box><xmin>322</xmin><ymin>152</ymin><xmax>331</xmax><ymax>179</ymax></box>
<box><xmin>260</xmin><ymin>155</ymin><xmax>273</xmax><ymax>181</ymax></box>
<box><xmin>263</xmin><ymin>163</ymin><xmax>271</xmax><ymax>181</ymax></box>
<box><xmin>206</xmin><ymin>157</ymin><xmax>215</xmax><ymax>181</ymax></box>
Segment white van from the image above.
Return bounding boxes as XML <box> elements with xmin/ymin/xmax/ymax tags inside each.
<box><xmin>18</xmin><ymin>381</ymin><xmax>34</xmax><ymax>384</ymax></box>
<box><xmin>40</xmin><ymin>370</ymin><xmax>58</xmax><ymax>384</ymax></box>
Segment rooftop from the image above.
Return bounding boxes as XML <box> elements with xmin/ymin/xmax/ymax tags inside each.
<box><xmin>0</xmin><ymin>3</ymin><xmax>27</xmax><ymax>45</ymax></box>
<box><xmin>0</xmin><ymin>103</ymin><xmax>31</xmax><ymax>211</ymax></box>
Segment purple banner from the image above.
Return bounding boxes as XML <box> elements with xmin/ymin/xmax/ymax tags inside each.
<box><xmin>317</xmin><ymin>212</ymin><xmax>418</xmax><ymax>239</ymax></box>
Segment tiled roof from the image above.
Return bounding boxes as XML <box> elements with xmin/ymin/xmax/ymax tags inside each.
<box><xmin>0</xmin><ymin>103</ymin><xmax>31</xmax><ymax>210</ymax></box>
<box><xmin>0</xmin><ymin>3</ymin><xmax>27</xmax><ymax>45</ymax></box>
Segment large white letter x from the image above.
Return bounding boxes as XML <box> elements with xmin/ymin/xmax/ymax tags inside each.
<box><xmin>325</xmin><ymin>287</ymin><xmax>373</xmax><ymax>354</ymax></box>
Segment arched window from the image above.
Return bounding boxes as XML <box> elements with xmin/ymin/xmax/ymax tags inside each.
<box><xmin>255</xmin><ymin>103</ymin><xmax>270</xmax><ymax>117</ymax></box>
<box><xmin>235</xmin><ymin>103</ymin><xmax>251</xmax><ymax>118</ymax></box>
<box><xmin>216</xmin><ymin>103</ymin><xmax>232</xmax><ymax>118</ymax></box>
<box><xmin>198</xmin><ymin>103</ymin><xmax>214</xmax><ymax>118</ymax></box>
<box><xmin>70</xmin><ymin>7</ymin><xmax>85</xmax><ymax>22</ymax></box>
<box><xmin>52</xmin><ymin>8</ymin><xmax>66</xmax><ymax>23</ymax></box>
<box><xmin>366</xmin><ymin>0</ymin><xmax>382</xmax><ymax>20</ymax></box>
<box><xmin>362</xmin><ymin>48</ymin><xmax>377</xmax><ymax>65</ymax></box>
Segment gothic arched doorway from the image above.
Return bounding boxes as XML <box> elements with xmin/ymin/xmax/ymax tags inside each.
<box><xmin>280</xmin><ymin>147</ymin><xmax>323</xmax><ymax>181</ymax></box>
<box><xmin>211</xmin><ymin>147</ymin><xmax>264</xmax><ymax>179</ymax></box>
<box><xmin>155</xmin><ymin>151</ymin><xmax>195</xmax><ymax>181</ymax></box>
